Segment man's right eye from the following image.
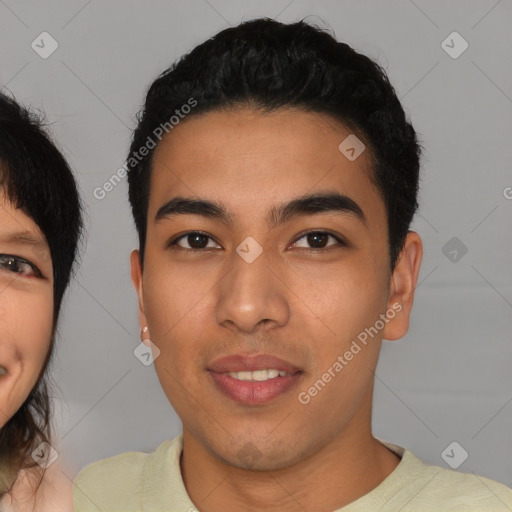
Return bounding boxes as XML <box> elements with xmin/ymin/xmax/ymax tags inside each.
<box><xmin>169</xmin><ymin>232</ymin><xmax>221</xmax><ymax>251</ymax></box>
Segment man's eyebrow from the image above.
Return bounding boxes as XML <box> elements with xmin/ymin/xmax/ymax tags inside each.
<box><xmin>268</xmin><ymin>191</ymin><xmax>367</xmax><ymax>227</ymax></box>
<box><xmin>155</xmin><ymin>191</ymin><xmax>367</xmax><ymax>227</ymax></box>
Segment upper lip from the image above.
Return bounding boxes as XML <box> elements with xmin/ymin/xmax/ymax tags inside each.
<box><xmin>208</xmin><ymin>354</ymin><xmax>302</xmax><ymax>374</ymax></box>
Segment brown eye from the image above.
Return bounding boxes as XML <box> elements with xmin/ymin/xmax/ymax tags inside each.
<box><xmin>171</xmin><ymin>232</ymin><xmax>220</xmax><ymax>251</ymax></box>
<box><xmin>291</xmin><ymin>231</ymin><xmax>345</xmax><ymax>250</ymax></box>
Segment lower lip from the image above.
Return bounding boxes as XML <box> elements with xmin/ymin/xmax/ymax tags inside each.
<box><xmin>208</xmin><ymin>371</ymin><xmax>302</xmax><ymax>404</ymax></box>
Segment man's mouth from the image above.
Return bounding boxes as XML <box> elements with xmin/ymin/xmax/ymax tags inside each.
<box><xmin>226</xmin><ymin>369</ymin><xmax>291</xmax><ymax>381</ymax></box>
<box><xmin>208</xmin><ymin>353</ymin><xmax>301</xmax><ymax>373</ymax></box>
<box><xmin>207</xmin><ymin>354</ymin><xmax>303</xmax><ymax>404</ymax></box>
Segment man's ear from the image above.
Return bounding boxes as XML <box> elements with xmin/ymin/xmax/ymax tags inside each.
<box><xmin>130</xmin><ymin>249</ymin><xmax>148</xmax><ymax>331</ymax></box>
<box><xmin>382</xmin><ymin>231</ymin><xmax>423</xmax><ymax>341</ymax></box>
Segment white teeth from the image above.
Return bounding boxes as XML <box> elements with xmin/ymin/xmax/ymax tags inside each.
<box><xmin>227</xmin><ymin>369</ymin><xmax>289</xmax><ymax>381</ymax></box>
<box><xmin>252</xmin><ymin>369</ymin><xmax>268</xmax><ymax>381</ymax></box>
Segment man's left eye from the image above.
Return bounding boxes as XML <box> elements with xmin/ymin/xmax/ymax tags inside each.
<box><xmin>291</xmin><ymin>231</ymin><xmax>345</xmax><ymax>250</ymax></box>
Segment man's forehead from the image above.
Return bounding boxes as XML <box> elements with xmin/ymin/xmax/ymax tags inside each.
<box><xmin>148</xmin><ymin>108</ymin><xmax>379</xmax><ymax>221</ymax></box>
<box><xmin>151</xmin><ymin>108</ymin><xmax>355</xmax><ymax>161</ymax></box>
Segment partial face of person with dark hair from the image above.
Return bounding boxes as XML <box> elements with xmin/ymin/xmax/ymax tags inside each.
<box><xmin>0</xmin><ymin>91</ymin><xmax>83</xmax><ymax>510</ymax></box>
<box><xmin>0</xmin><ymin>190</ymin><xmax>53</xmax><ymax>429</ymax></box>
<box><xmin>130</xmin><ymin>107</ymin><xmax>423</xmax><ymax>509</ymax></box>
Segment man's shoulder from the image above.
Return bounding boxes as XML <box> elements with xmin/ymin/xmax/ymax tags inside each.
<box><xmin>390</xmin><ymin>449</ymin><xmax>512</xmax><ymax>511</ymax></box>
<box><xmin>427</xmin><ymin>465</ymin><xmax>512</xmax><ymax>509</ymax></box>
<box><xmin>73</xmin><ymin>438</ymin><xmax>177</xmax><ymax>511</ymax></box>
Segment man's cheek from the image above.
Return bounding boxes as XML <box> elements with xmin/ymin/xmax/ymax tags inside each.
<box><xmin>155</xmin><ymin>338</ymin><xmax>195</xmax><ymax>379</ymax></box>
<box><xmin>145</xmin><ymin>295</ymin><xmax>183</xmax><ymax>337</ymax></box>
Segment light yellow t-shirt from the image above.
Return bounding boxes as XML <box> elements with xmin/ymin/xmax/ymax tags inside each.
<box><xmin>73</xmin><ymin>435</ymin><xmax>512</xmax><ymax>511</ymax></box>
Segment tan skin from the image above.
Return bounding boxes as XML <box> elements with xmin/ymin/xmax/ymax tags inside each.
<box><xmin>0</xmin><ymin>193</ymin><xmax>53</xmax><ymax>429</ymax></box>
<box><xmin>0</xmin><ymin>192</ymin><xmax>71</xmax><ymax>511</ymax></box>
<box><xmin>131</xmin><ymin>108</ymin><xmax>423</xmax><ymax>511</ymax></box>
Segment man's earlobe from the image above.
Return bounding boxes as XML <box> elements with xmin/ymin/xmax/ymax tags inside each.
<box><xmin>140</xmin><ymin>326</ymin><xmax>151</xmax><ymax>341</ymax></box>
<box><xmin>382</xmin><ymin>231</ymin><xmax>423</xmax><ymax>341</ymax></box>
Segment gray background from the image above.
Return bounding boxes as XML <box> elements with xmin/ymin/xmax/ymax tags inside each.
<box><xmin>1</xmin><ymin>0</ymin><xmax>511</xmax><ymax>486</ymax></box>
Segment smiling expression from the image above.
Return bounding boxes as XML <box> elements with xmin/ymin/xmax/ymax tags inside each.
<box><xmin>131</xmin><ymin>107</ymin><xmax>417</xmax><ymax>470</ymax></box>
<box><xmin>0</xmin><ymin>192</ymin><xmax>53</xmax><ymax>428</ymax></box>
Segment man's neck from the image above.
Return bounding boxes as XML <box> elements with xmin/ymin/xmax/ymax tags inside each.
<box><xmin>180</xmin><ymin>425</ymin><xmax>401</xmax><ymax>512</ymax></box>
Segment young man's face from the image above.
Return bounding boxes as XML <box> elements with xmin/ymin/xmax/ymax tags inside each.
<box><xmin>131</xmin><ymin>108</ymin><xmax>421</xmax><ymax>470</ymax></box>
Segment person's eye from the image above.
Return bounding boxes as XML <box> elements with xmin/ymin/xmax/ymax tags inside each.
<box><xmin>0</xmin><ymin>254</ymin><xmax>42</xmax><ymax>277</ymax></box>
<box><xmin>168</xmin><ymin>230</ymin><xmax>347</xmax><ymax>253</ymax></box>
<box><xmin>290</xmin><ymin>231</ymin><xmax>347</xmax><ymax>251</ymax></box>
<box><xmin>169</xmin><ymin>232</ymin><xmax>221</xmax><ymax>251</ymax></box>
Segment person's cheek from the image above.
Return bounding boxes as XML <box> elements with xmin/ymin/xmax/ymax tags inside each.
<box><xmin>2</xmin><ymin>291</ymin><xmax>53</xmax><ymax>418</ymax></box>
<box><xmin>305</xmin><ymin>264</ymin><xmax>385</xmax><ymax>382</ymax></box>
<box><xmin>145</xmin><ymin>253</ymin><xmax>210</xmax><ymax>353</ymax></box>
<box><xmin>144</xmin><ymin>267</ymin><xmax>195</xmax><ymax>392</ymax></box>
<box><xmin>21</xmin><ymin>294</ymin><xmax>53</xmax><ymax>369</ymax></box>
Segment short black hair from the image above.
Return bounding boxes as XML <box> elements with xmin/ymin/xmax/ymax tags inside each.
<box><xmin>127</xmin><ymin>17</ymin><xmax>421</xmax><ymax>269</ymax></box>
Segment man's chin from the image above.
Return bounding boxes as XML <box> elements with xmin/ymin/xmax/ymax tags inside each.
<box><xmin>196</xmin><ymin>434</ymin><xmax>309</xmax><ymax>472</ymax></box>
